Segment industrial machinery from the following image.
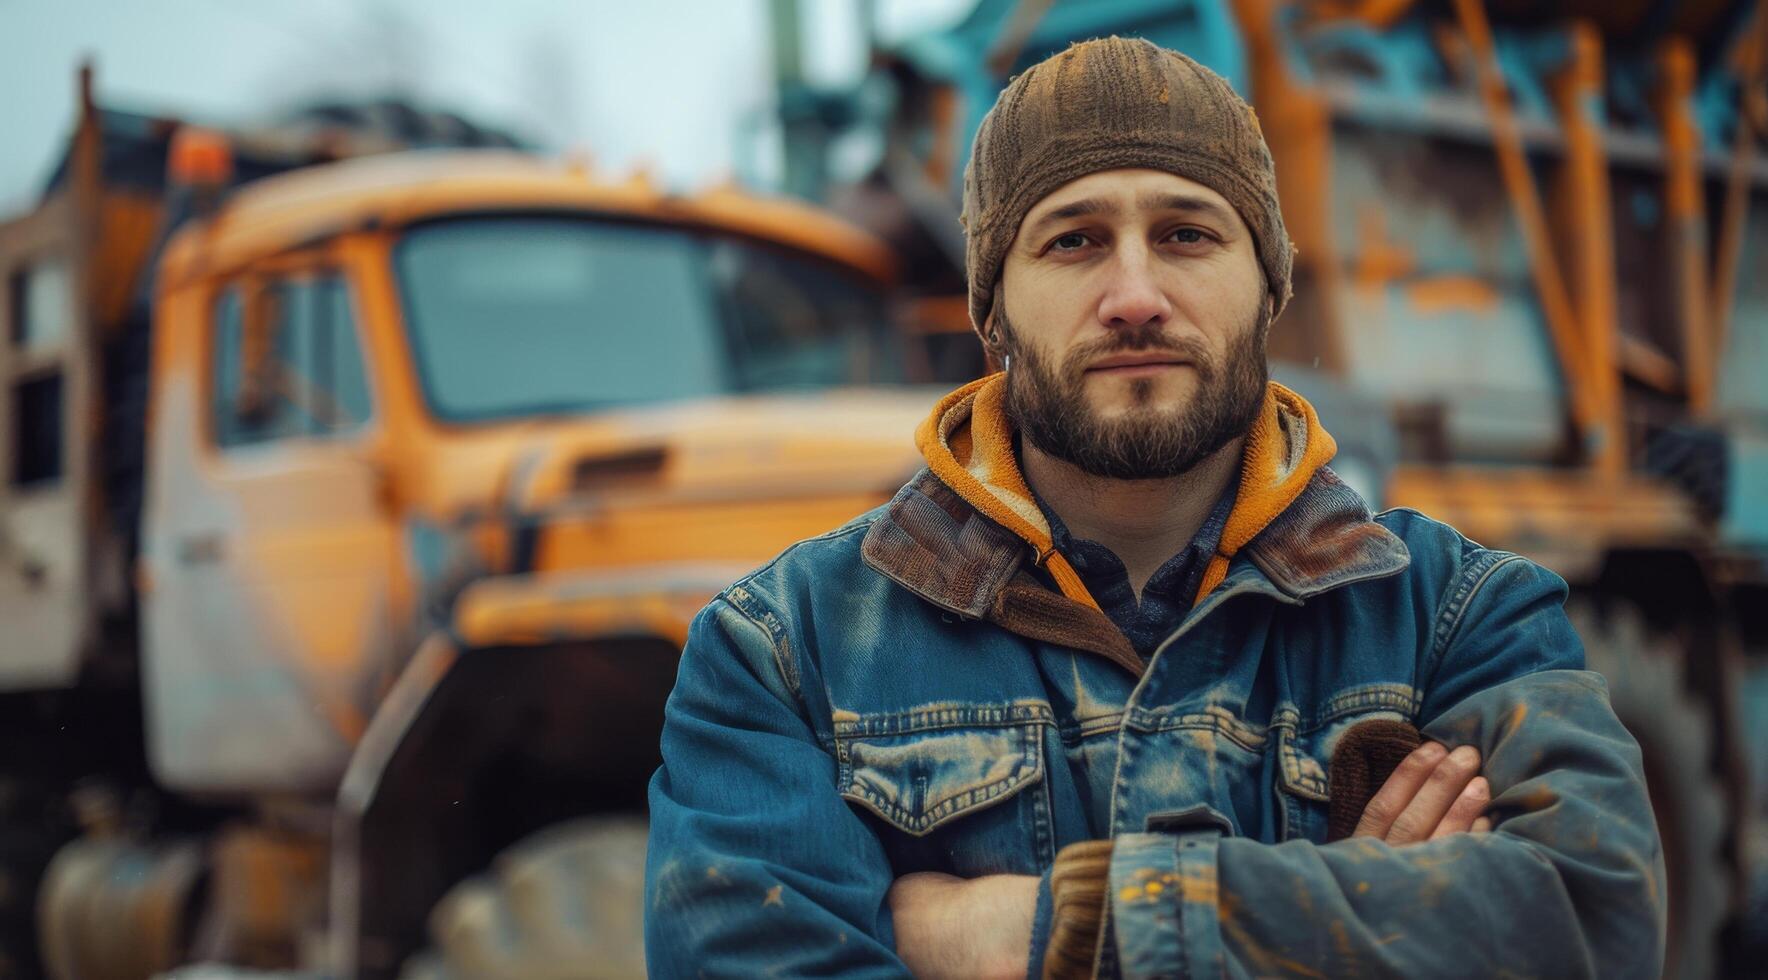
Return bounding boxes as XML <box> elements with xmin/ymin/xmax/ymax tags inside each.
<box><xmin>0</xmin><ymin>70</ymin><xmax>935</xmax><ymax>978</ymax></box>
<box><xmin>771</xmin><ymin>1</ymin><xmax>1768</xmax><ymax>976</ymax></box>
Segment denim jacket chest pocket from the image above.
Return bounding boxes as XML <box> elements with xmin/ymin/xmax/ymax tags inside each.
<box><xmin>1272</xmin><ymin>684</ymin><xmax>1421</xmax><ymax>842</ymax></box>
<box><xmin>833</xmin><ymin>703</ymin><xmax>1055</xmax><ymax>878</ymax></box>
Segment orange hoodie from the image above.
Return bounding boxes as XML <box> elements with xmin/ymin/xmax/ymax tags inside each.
<box><xmin>914</xmin><ymin>374</ymin><xmax>1338</xmax><ymax>610</ymax></box>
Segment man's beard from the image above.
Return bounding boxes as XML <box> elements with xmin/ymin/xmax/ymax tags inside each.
<box><xmin>1000</xmin><ymin>301</ymin><xmax>1270</xmax><ymax>480</ymax></box>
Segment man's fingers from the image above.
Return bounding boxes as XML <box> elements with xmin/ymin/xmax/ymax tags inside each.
<box><xmin>1472</xmin><ymin>816</ymin><xmax>1493</xmax><ymax>833</ymax></box>
<box><xmin>1352</xmin><ymin>741</ymin><xmax>1448</xmax><ymax>839</ymax></box>
<box><xmin>1383</xmin><ymin>745</ymin><xmax>1482</xmax><ymax>845</ymax></box>
<box><xmin>1429</xmin><ymin>776</ymin><xmax>1491</xmax><ymax>840</ymax></box>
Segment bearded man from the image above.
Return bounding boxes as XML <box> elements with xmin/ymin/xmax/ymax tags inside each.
<box><xmin>644</xmin><ymin>36</ymin><xmax>1664</xmax><ymax>979</ymax></box>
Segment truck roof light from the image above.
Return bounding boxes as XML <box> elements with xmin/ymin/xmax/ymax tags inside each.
<box><xmin>169</xmin><ymin>126</ymin><xmax>234</xmax><ymax>187</ymax></box>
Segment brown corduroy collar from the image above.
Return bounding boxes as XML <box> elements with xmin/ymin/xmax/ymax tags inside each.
<box><xmin>859</xmin><ymin>466</ymin><xmax>1409</xmax><ymax>678</ymax></box>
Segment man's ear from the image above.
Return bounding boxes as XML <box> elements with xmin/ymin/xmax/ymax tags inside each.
<box><xmin>980</xmin><ymin>301</ymin><xmax>1006</xmax><ymax>358</ymax></box>
<box><xmin>977</xmin><ymin>302</ymin><xmax>1011</xmax><ymax>374</ymax></box>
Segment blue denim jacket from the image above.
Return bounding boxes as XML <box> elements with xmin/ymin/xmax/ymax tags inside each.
<box><xmin>645</xmin><ymin>386</ymin><xmax>1665</xmax><ymax>978</ymax></box>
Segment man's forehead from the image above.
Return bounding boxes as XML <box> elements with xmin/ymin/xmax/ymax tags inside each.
<box><xmin>1021</xmin><ymin>169</ymin><xmax>1241</xmax><ymax>233</ymax></box>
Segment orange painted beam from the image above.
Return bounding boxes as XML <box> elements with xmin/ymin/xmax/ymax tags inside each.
<box><xmin>1451</xmin><ymin>0</ymin><xmax>1605</xmax><ymax>464</ymax></box>
<box><xmin>1303</xmin><ymin>0</ymin><xmax>1419</xmax><ymax>30</ymax></box>
<box><xmin>1549</xmin><ymin>22</ymin><xmax>1626</xmax><ymax>476</ymax></box>
<box><xmin>1652</xmin><ymin>37</ymin><xmax>1716</xmax><ymax>416</ymax></box>
<box><xmin>1230</xmin><ymin>0</ymin><xmax>1350</xmax><ymax>373</ymax></box>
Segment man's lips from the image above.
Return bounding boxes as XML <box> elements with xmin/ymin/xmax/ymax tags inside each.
<box><xmin>1084</xmin><ymin>353</ymin><xmax>1193</xmax><ymax>375</ymax></box>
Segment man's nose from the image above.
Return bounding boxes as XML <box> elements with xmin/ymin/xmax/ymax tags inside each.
<box><xmin>1095</xmin><ymin>242</ymin><xmax>1172</xmax><ymax>330</ymax></box>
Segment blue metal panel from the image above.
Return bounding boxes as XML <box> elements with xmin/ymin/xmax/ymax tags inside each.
<box><xmin>1717</xmin><ymin>190</ymin><xmax>1768</xmax><ymax>420</ymax></box>
<box><xmin>1723</xmin><ymin>428</ymin><xmax>1768</xmax><ymax>548</ymax></box>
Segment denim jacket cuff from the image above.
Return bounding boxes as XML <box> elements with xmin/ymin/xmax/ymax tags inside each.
<box><xmin>1107</xmin><ymin>826</ymin><xmax>1226</xmax><ymax>980</ymax></box>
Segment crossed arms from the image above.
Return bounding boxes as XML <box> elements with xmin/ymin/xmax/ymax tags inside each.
<box><xmin>891</xmin><ymin>736</ymin><xmax>1499</xmax><ymax>979</ymax></box>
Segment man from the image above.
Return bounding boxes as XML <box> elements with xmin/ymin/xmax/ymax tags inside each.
<box><xmin>645</xmin><ymin>36</ymin><xmax>1663</xmax><ymax>978</ymax></box>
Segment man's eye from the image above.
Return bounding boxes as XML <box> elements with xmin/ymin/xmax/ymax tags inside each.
<box><xmin>1170</xmin><ymin>227</ymin><xmax>1209</xmax><ymax>244</ymax></box>
<box><xmin>1051</xmin><ymin>232</ymin><xmax>1090</xmax><ymax>251</ymax></box>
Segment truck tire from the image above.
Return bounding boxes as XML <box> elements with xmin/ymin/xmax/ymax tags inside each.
<box><xmin>398</xmin><ymin>816</ymin><xmax>648</xmax><ymax>980</ymax></box>
<box><xmin>1570</xmin><ymin>600</ymin><xmax>1730</xmax><ymax>980</ymax></box>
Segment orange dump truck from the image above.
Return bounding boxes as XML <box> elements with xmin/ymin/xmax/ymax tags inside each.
<box><xmin>0</xmin><ymin>72</ymin><xmax>937</xmax><ymax>978</ymax></box>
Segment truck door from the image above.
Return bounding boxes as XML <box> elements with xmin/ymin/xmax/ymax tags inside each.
<box><xmin>142</xmin><ymin>252</ymin><xmax>395</xmax><ymax>793</ymax></box>
<box><xmin>0</xmin><ymin>229</ymin><xmax>93</xmax><ymax>691</ymax></box>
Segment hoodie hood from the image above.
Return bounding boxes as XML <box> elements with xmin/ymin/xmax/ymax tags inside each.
<box><xmin>914</xmin><ymin>373</ymin><xmax>1338</xmax><ymax>608</ymax></box>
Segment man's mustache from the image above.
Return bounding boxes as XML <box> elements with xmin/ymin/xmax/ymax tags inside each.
<box><xmin>1063</xmin><ymin>325</ymin><xmax>1216</xmax><ymax>379</ymax></box>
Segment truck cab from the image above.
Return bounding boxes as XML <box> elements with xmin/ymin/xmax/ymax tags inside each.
<box><xmin>140</xmin><ymin>148</ymin><xmax>927</xmax><ymax>795</ymax></box>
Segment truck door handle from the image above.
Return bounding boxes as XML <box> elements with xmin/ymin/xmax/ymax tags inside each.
<box><xmin>176</xmin><ymin>532</ymin><xmax>226</xmax><ymax>565</ymax></box>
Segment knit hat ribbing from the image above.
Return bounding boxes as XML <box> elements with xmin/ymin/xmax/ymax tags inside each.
<box><xmin>960</xmin><ymin>36</ymin><xmax>1293</xmax><ymax>337</ymax></box>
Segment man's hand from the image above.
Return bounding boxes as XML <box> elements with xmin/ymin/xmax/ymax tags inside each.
<box><xmin>888</xmin><ymin>871</ymin><xmax>1038</xmax><ymax>980</ymax></box>
<box><xmin>1353</xmin><ymin>741</ymin><xmax>1493</xmax><ymax>844</ymax></box>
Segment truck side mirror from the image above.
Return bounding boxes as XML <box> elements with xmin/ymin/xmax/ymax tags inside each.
<box><xmin>236</xmin><ymin>280</ymin><xmax>282</xmax><ymax>424</ymax></box>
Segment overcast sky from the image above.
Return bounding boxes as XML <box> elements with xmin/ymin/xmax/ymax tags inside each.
<box><xmin>0</xmin><ymin>0</ymin><xmax>971</xmax><ymax>213</ymax></box>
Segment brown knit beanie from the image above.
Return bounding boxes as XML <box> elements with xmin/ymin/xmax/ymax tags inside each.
<box><xmin>961</xmin><ymin>35</ymin><xmax>1293</xmax><ymax>339</ymax></box>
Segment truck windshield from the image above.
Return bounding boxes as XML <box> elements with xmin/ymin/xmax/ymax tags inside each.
<box><xmin>395</xmin><ymin>215</ymin><xmax>903</xmax><ymax>422</ymax></box>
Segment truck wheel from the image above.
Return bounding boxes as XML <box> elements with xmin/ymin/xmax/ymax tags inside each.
<box><xmin>1570</xmin><ymin>600</ymin><xmax>1730</xmax><ymax>980</ymax></box>
<box><xmin>398</xmin><ymin>816</ymin><xmax>648</xmax><ymax>980</ymax></box>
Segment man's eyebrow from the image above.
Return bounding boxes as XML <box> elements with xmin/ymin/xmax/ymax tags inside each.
<box><xmin>1137</xmin><ymin>192</ymin><xmax>1238</xmax><ymax>227</ymax></box>
<box><xmin>1024</xmin><ymin>196</ymin><xmax>1116</xmax><ymax>236</ymax></box>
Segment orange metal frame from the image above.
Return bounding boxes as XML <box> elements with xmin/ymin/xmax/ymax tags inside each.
<box><xmin>1227</xmin><ymin>1</ymin><xmax>1726</xmax><ymax>554</ymax></box>
<box><xmin>1546</xmin><ymin>20</ymin><xmax>1627</xmax><ymax>477</ymax></box>
<box><xmin>1231</xmin><ymin>0</ymin><xmax>1351</xmax><ymax>374</ymax></box>
<box><xmin>1451</xmin><ymin>0</ymin><xmax>1616</xmax><ymax>473</ymax></box>
<box><xmin>1654</xmin><ymin>38</ymin><xmax>1717</xmax><ymax>415</ymax></box>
